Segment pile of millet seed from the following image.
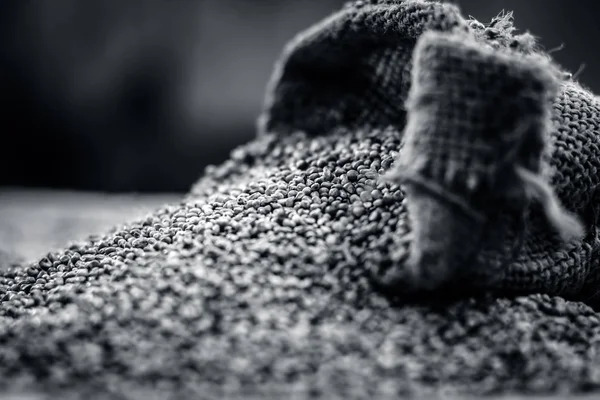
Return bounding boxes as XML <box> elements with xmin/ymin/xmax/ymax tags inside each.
<box><xmin>2</xmin><ymin>127</ymin><xmax>600</xmax><ymax>399</ymax></box>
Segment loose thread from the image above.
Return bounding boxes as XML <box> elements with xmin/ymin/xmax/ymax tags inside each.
<box><xmin>515</xmin><ymin>166</ymin><xmax>585</xmax><ymax>242</ymax></box>
<box><xmin>547</xmin><ymin>43</ymin><xmax>565</xmax><ymax>54</ymax></box>
<box><xmin>573</xmin><ymin>63</ymin><xmax>587</xmax><ymax>81</ymax></box>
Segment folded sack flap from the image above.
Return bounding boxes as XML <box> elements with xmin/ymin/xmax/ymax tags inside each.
<box><xmin>380</xmin><ymin>30</ymin><xmax>585</xmax><ymax>293</ymax></box>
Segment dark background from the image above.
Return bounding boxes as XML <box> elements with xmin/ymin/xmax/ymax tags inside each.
<box><xmin>1</xmin><ymin>0</ymin><xmax>598</xmax><ymax>193</ymax></box>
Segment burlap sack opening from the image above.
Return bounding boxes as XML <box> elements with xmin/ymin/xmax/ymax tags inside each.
<box><xmin>259</xmin><ymin>0</ymin><xmax>467</xmax><ymax>136</ymax></box>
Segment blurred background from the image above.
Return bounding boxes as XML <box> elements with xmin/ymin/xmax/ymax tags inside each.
<box><xmin>0</xmin><ymin>1</ymin><xmax>599</xmax><ymax>261</ymax></box>
<box><xmin>0</xmin><ymin>0</ymin><xmax>599</xmax><ymax>193</ymax></box>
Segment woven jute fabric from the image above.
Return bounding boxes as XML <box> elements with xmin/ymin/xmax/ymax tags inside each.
<box><xmin>262</xmin><ymin>0</ymin><xmax>600</xmax><ymax>299</ymax></box>
<box><xmin>2</xmin><ymin>1</ymin><xmax>600</xmax><ymax>398</ymax></box>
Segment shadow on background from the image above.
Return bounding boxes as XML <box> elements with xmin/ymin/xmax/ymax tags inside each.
<box><xmin>0</xmin><ymin>0</ymin><xmax>598</xmax><ymax>193</ymax></box>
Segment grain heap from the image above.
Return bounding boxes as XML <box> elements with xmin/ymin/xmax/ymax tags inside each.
<box><xmin>2</xmin><ymin>1</ymin><xmax>600</xmax><ymax>398</ymax></box>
